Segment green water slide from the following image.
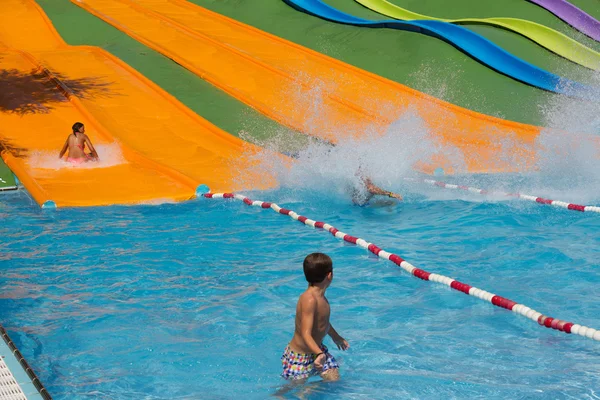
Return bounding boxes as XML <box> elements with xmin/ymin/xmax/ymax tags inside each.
<box><xmin>355</xmin><ymin>0</ymin><xmax>600</xmax><ymax>70</ymax></box>
<box><xmin>0</xmin><ymin>158</ymin><xmax>17</xmax><ymax>191</ymax></box>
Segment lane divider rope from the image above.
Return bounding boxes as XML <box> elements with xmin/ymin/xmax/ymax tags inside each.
<box><xmin>204</xmin><ymin>192</ymin><xmax>600</xmax><ymax>342</ymax></box>
<box><xmin>404</xmin><ymin>177</ymin><xmax>600</xmax><ymax>214</ymax></box>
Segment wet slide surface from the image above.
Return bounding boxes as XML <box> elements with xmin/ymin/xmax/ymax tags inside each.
<box><xmin>0</xmin><ymin>49</ymin><xmax>195</xmax><ymax>208</ymax></box>
<box><xmin>74</xmin><ymin>0</ymin><xmax>548</xmax><ymax>174</ymax></box>
<box><xmin>356</xmin><ymin>0</ymin><xmax>600</xmax><ymax>71</ymax></box>
<box><xmin>0</xmin><ymin>0</ymin><xmax>272</xmax><ymax>207</ymax></box>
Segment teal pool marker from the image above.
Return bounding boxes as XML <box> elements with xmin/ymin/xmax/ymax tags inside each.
<box><xmin>42</xmin><ymin>200</ymin><xmax>57</xmax><ymax>209</ymax></box>
<box><xmin>434</xmin><ymin>167</ymin><xmax>445</xmax><ymax>176</ymax></box>
<box><xmin>195</xmin><ymin>184</ymin><xmax>210</xmax><ymax>197</ymax></box>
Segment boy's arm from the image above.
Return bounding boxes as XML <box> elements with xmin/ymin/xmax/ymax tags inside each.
<box><xmin>365</xmin><ymin>179</ymin><xmax>403</xmax><ymax>200</ymax></box>
<box><xmin>328</xmin><ymin>324</ymin><xmax>350</xmax><ymax>350</ymax></box>
<box><xmin>328</xmin><ymin>324</ymin><xmax>342</xmax><ymax>341</ymax></box>
<box><xmin>58</xmin><ymin>137</ymin><xmax>69</xmax><ymax>159</ymax></box>
<box><xmin>299</xmin><ymin>296</ymin><xmax>325</xmax><ymax>355</ymax></box>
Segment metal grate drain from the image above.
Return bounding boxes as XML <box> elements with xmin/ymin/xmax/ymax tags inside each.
<box><xmin>0</xmin><ymin>357</ymin><xmax>27</xmax><ymax>400</ymax></box>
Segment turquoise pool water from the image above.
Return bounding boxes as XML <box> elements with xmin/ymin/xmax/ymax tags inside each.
<box><xmin>1</xmin><ymin>175</ymin><xmax>599</xmax><ymax>399</ymax></box>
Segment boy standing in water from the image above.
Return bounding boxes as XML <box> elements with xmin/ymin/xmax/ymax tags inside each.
<box><xmin>281</xmin><ymin>253</ymin><xmax>349</xmax><ymax>381</ymax></box>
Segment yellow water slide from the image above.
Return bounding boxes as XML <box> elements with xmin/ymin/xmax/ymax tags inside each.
<box><xmin>0</xmin><ymin>0</ymin><xmax>274</xmax><ymax>207</ymax></box>
<box><xmin>73</xmin><ymin>0</ymin><xmax>546</xmax><ymax>174</ymax></box>
<box><xmin>355</xmin><ymin>0</ymin><xmax>600</xmax><ymax>71</ymax></box>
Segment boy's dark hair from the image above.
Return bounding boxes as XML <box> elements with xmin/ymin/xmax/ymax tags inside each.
<box><xmin>303</xmin><ymin>253</ymin><xmax>333</xmax><ymax>284</ymax></box>
<box><xmin>72</xmin><ymin>122</ymin><xmax>84</xmax><ymax>133</ymax></box>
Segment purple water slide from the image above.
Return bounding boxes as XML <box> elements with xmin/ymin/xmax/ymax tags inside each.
<box><xmin>528</xmin><ymin>0</ymin><xmax>600</xmax><ymax>41</ymax></box>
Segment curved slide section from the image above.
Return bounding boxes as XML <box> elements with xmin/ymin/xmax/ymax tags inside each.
<box><xmin>73</xmin><ymin>0</ymin><xmax>580</xmax><ymax>175</ymax></box>
<box><xmin>284</xmin><ymin>0</ymin><xmax>595</xmax><ymax>99</ymax></box>
<box><xmin>528</xmin><ymin>0</ymin><xmax>600</xmax><ymax>42</ymax></box>
<box><xmin>0</xmin><ymin>0</ymin><xmax>274</xmax><ymax>207</ymax></box>
<box><xmin>356</xmin><ymin>0</ymin><xmax>600</xmax><ymax>71</ymax></box>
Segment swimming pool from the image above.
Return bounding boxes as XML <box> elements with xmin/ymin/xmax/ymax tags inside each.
<box><xmin>1</xmin><ymin>168</ymin><xmax>599</xmax><ymax>399</ymax></box>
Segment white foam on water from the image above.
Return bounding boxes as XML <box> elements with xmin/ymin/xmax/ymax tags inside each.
<box><xmin>28</xmin><ymin>142</ymin><xmax>126</xmax><ymax>170</ymax></box>
<box><xmin>238</xmin><ymin>109</ymin><xmax>456</xmax><ymax>202</ymax></box>
<box><xmin>234</xmin><ymin>63</ymin><xmax>600</xmax><ymax>206</ymax></box>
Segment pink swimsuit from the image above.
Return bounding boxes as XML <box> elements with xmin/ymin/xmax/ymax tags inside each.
<box><xmin>67</xmin><ymin>156</ymin><xmax>89</xmax><ymax>164</ymax></box>
<box><xmin>67</xmin><ymin>142</ymin><xmax>90</xmax><ymax>164</ymax></box>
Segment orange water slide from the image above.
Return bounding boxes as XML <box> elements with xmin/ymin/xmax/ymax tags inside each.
<box><xmin>74</xmin><ymin>0</ymin><xmax>544</xmax><ymax>174</ymax></box>
<box><xmin>0</xmin><ymin>0</ymin><xmax>274</xmax><ymax>207</ymax></box>
<box><xmin>0</xmin><ymin>49</ymin><xmax>199</xmax><ymax>208</ymax></box>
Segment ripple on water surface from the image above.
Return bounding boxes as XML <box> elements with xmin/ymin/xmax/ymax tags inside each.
<box><xmin>1</xmin><ymin>180</ymin><xmax>600</xmax><ymax>399</ymax></box>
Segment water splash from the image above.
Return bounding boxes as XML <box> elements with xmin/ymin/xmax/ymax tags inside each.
<box><xmin>28</xmin><ymin>143</ymin><xmax>126</xmax><ymax>170</ymax></box>
<box><xmin>538</xmin><ymin>67</ymin><xmax>600</xmax><ymax>134</ymax></box>
<box><xmin>233</xmin><ymin>56</ymin><xmax>600</xmax><ymax>206</ymax></box>
<box><xmin>238</xmin><ymin>102</ymin><xmax>600</xmax><ymax>206</ymax></box>
<box><xmin>237</xmin><ymin>110</ymin><xmax>451</xmax><ymax>203</ymax></box>
<box><xmin>531</xmin><ymin>69</ymin><xmax>600</xmax><ymax>203</ymax></box>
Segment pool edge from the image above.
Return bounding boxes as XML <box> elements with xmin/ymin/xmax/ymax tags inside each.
<box><xmin>0</xmin><ymin>325</ymin><xmax>51</xmax><ymax>400</ymax></box>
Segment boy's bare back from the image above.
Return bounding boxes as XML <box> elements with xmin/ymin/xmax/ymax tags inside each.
<box><xmin>289</xmin><ymin>289</ymin><xmax>331</xmax><ymax>354</ymax></box>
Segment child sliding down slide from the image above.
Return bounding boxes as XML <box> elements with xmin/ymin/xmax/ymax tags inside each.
<box><xmin>58</xmin><ymin>122</ymin><xmax>99</xmax><ymax>164</ymax></box>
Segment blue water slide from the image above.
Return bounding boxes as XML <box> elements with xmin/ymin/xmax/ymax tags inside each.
<box><xmin>283</xmin><ymin>0</ymin><xmax>598</xmax><ymax>100</ymax></box>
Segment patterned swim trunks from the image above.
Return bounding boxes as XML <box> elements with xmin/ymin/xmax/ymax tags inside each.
<box><xmin>281</xmin><ymin>344</ymin><xmax>339</xmax><ymax>380</ymax></box>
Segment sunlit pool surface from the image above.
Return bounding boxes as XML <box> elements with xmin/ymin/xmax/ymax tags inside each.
<box><xmin>1</xmin><ymin>178</ymin><xmax>600</xmax><ymax>399</ymax></box>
